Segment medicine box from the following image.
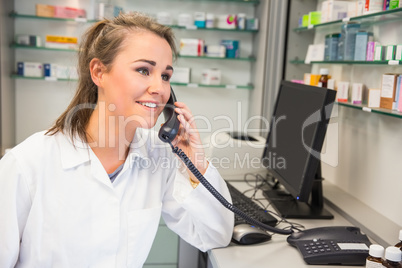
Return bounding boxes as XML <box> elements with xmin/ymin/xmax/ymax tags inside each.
<box><xmin>201</xmin><ymin>68</ymin><xmax>221</xmax><ymax>85</ymax></box>
<box><xmin>354</xmin><ymin>31</ymin><xmax>371</xmax><ymax>61</ymax></box>
<box><xmin>16</xmin><ymin>35</ymin><xmax>41</xmax><ymax>47</ymax></box>
<box><xmin>385</xmin><ymin>45</ymin><xmax>396</xmax><ymax>60</ymax></box>
<box><xmin>246</xmin><ymin>18</ymin><xmax>259</xmax><ymax>30</ymax></box>
<box><xmin>337</xmin><ymin>81</ymin><xmax>349</xmax><ymax>102</ymax></box>
<box><xmin>374</xmin><ymin>45</ymin><xmax>385</xmax><ymax>61</ymax></box>
<box><xmin>204</xmin><ymin>45</ymin><xmax>226</xmax><ymax>58</ymax></box>
<box><xmin>170</xmin><ymin>67</ymin><xmax>191</xmax><ymax>84</ymax></box>
<box><xmin>194</xmin><ymin>12</ymin><xmax>206</xmax><ymax>28</ymax></box>
<box><xmin>217</xmin><ymin>15</ymin><xmax>236</xmax><ymax>29</ymax></box>
<box><xmin>45</xmin><ymin>35</ymin><xmax>78</xmax><ymax>49</ymax></box>
<box><xmin>368</xmin><ymin>89</ymin><xmax>381</xmax><ymax>107</ymax></box>
<box><xmin>308</xmin><ymin>11</ymin><xmax>321</xmax><ymax>26</ymax></box>
<box><xmin>179</xmin><ymin>39</ymin><xmax>204</xmax><ymax>56</ymax></box>
<box><xmin>36</xmin><ymin>4</ymin><xmax>86</xmax><ymax>19</ymax></box>
<box><xmin>17</xmin><ymin>62</ymin><xmax>43</xmax><ymax>77</ymax></box>
<box><xmin>348</xmin><ymin>0</ymin><xmax>365</xmax><ymax>17</ymax></box>
<box><xmin>351</xmin><ymin>83</ymin><xmax>364</xmax><ymax>104</ymax></box>
<box><xmin>321</xmin><ymin>0</ymin><xmax>349</xmax><ymax>23</ymax></box>
<box><xmin>395</xmin><ymin>45</ymin><xmax>402</xmax><ymax>60</ymax></box>
<box><xmin>96</xmin><ymin>3</ymin><xmax>123</xmax><ymax>20</ymax></box>
<box><xmin>220</xmin><ymin>40</ymin><xmax>239</xmax><ymax>58</ymax></box>
<box><xmin>380</xmin><ymin>73</ymin><xmax>398</xmax><ymax>109</ymax></box>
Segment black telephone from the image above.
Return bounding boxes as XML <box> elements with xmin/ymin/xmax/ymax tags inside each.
<box><xmin>158</xmin><ymin>87</ymin><xmax>293</xmax><ymax>236</ymax></box>
<box><xmin>158</xmin><ymin>87</ymin><xmax>180</xmax><ymax>143</ymax></box>
<box><xmin>287</xmin><ymin>226</ymin><xmax>371</xmax><ymax>265</ymax></box>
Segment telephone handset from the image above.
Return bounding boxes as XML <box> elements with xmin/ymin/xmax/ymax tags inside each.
<box><xmin>158</xmin><ymin>87</ymin><xmax>293</xmax><ymax>236</ymax></box>
<box><xmin>158</xmin><ymin>87</ymin><xmax>180</xmax><ymax>143</ymax></box>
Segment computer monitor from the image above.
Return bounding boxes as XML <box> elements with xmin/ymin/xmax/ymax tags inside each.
<box><xmin>262</xmin><ymin>81</ymin><xmax>336</xmax><ymax>219</ymax></box>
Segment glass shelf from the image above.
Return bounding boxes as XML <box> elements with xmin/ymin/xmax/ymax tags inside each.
<box><xmin>178</xmin><ymin>55</ymin><xmax>255</xmax><ymax>61</ymax></box>
<box><xmin>10</xmin><ymin>12</ymin><xmax>258</xmax><ymax>33</ymax></box>
<box><xmin>336</xmin><ymin>101</ymin><xmax>402</xmax><ymax>119</ymax></box>
<box><xmin>11</xmin><ymin>75</ymin><xmax>253</xmax><ymax>89</ymax></box>
<box><xmin>293</xmin><ymin>7</ymin><xmax>402</xmax><ymax>32</ymax></box>
<box><xmin>9</xmin><ymin>12</ymin><xmax>97</xmax><ymax>23</ymax></box>
<box><xmin>290</xmin><ymin>59</ymin><xmax>402</xmax><ymax>65</ymax></box>
<box><xmin>11</xmin><ymin>43</ymin><xmax>78</xmax><ymax>52</ymax></box>
<box><xmin>11</xmin><ymin>44</ymin><xmax>256</xmax><ymax>62</ymax></box>
<box><xmin>166</xmin><ymin>0</ymin><xmax>259</xmax><ymax>3</ymax></box>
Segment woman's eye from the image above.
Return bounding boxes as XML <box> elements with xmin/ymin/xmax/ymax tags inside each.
<box><xmin>137</xmin><ymin>68</ymin><xmax>149</xmax><ymax>76</ymax></box>
<box><xmin>162</xmin><ymin>74</ymin><xmax>171</xmax><ymax>81</ymax></box>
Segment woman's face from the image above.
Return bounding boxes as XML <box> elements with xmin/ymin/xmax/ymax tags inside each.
<box><xmin>98</xmin><ymin>30</ymin><xmax>173</xmax><ymax>130</ymax></box>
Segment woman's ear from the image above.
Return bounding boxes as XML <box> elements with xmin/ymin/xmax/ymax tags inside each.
<box><xmin>89</xmin><ymin>58</ymin><xmax>106</xmax><ymax>86</ymax></box>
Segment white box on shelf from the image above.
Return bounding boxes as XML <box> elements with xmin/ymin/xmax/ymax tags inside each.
<box><xmin>201</xmin><ymin>68</ymin><xmax>221</xmax><ymax>85</ymax></box>
<box><xmin>368</xmin><ymin>88</ymin><xmax>381</xmax><ymax>107</ymax></box>
<box><xmin>179</xmin><ymin>39</ymin><xmax>204</xmax><ymax>56</ymax></box>
<box><xmin>170</xmin><ymin>67</ymin><xmax>191</xmax><ymax>84</ymax></box>
<box><xmin>17</xmin><ymin>62</ymin><xmax>43</xmax><ymax>77</ymax></box>
<box><xmin>321</xmin><ymin>0</ymin><xmax>349</xmax><ymax>23</ymax></box>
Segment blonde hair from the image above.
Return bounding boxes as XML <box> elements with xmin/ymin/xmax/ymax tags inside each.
<box><xmin>46</xmin><ymin>12</ymin><xmax>177</xmax><ymax>143</ymax></box>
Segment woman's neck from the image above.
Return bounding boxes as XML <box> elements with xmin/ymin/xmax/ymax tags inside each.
<box><xmin>86</xmin><ymin>108</ymin><xmax>136</xmax><ymax>173</ymax></box>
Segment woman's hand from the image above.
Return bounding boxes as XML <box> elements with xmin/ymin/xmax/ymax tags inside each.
<box><xmin>172</xmin><ymin>102</ymin><xmax>208</xmax><ymax>182</ymax></box>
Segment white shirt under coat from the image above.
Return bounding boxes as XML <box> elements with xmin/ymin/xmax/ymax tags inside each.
<box><xmin>0</xmin><ymin>128</ymin><xmax>234</xmax><ymax>268</ymax></box>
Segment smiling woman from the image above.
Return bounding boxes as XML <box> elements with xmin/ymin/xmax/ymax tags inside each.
<box><xmin>0</xmin><ymin>12</ymin><xmax>234</xmax><ymax>268</ymax></box>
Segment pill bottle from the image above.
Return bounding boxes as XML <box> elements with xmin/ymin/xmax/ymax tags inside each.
<box><xmin>365</xmin><ymin>244</ymin><xmax>384</xmax><ymax>268</ymax></box>
<box><xmin>382</xmin><ymin>246</ymin><xmax>402</xmax><ymax>268</ymax></box>
<box><xmin>318</xmin><ymin>68</ymin><xmax>329</xmax><ymax>88</ymax></box>
<box><xmin>395</xmin><ymin>230</ymin><xmax>402</xmax><ymax>250</ymax></box>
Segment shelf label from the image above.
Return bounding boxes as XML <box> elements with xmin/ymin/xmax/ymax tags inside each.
<box><xmin>74</xmin><ymin>18</ymin><xmax>87</xmax><ymax>23</ymax></box>
<box><xmin>45</xmin><ymin>76</ymin><xmax>58</xmax><ymax>82</ymax></box>
<box><xmin>225</xmin><ymin>85</ymin><xmax>237</xmax><ymax>89</ymax></box>
<box><xmin>388</xmin><ymin>60</ymin><xmax>399</xmax><ymax>65</ymax></box>
<box><xmin>342</xmin><ymin>17</ymin><xmax>350</xmax><ymax>22</ymax></box>
<box><xmin>362</xmin><ymin>107</ymin><xmax>372</xmax><ymax>112</ymax></box>
<box><xmin>187</xmin><ymin>83</ymin><xmax>198</xmax><ymax>88</ymax></box>
<box><xmin>308</xmin><ymin>25</ymin><xmax>314</xmax><ymax>29</ymax></box>
<box><xmin>185</xmin><ymin>25</ymin><xmax>197</xmax><ymax>30</ymax></box>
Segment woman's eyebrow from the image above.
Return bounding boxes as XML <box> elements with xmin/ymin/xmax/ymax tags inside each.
<box><xmin>134</xmin><ymin>59</ymin><xmax>173</xmax><ymax>71</ymax></box>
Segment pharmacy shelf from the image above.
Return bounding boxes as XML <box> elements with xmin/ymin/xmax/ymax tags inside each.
<box><xmin>10</xmin><ymin>75</ymin><xmax>254</xmax><ymax>90</ymax></box>
<box><xmin>9</xmin><ymin>12</ymin><xmax>96</xmax><ymax>23</ymax></box>
<box><xmin>336</xmin><ymin>102</ymin><xmax>402</xmax><ymax>119</ymax></box>
<box><xmin>11</xmin><ymin>44</ymin><xmax>256</xmax><ymax>61</ymax></box>
<box><xmin>178</xmin><ymin>55</ymin><xmax>256</xmax><ymax>61</ymax></box>
<box><xmin>293</xmin><ymin>7</ymin><xmax>402</xmax><ymax>32</ymax></box>
<box><xmin>10</xmin><ymin>12</ymin><xmax>258</xmax><ymax>33</ymax></box>
<box><xmin>290</xmin><ymin>59</ymin><xmax>402</xmax><ymax>65</ymax></box>
<box><xmin>11</xmin><ymin>43</ymin><xmax>78</xmax><ymax>52</ymax></box>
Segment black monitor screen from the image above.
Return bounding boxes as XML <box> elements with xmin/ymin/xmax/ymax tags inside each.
<box><xmin>262</xmin><ymin>81</ymin><xmax>336</xmax><ymax>219</ymax></box>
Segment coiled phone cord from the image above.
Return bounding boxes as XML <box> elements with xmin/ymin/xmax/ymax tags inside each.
<box><xmin>167</xmin><ymin>141</ymin><xmax>293</xmax><ymax>235</ymax></box>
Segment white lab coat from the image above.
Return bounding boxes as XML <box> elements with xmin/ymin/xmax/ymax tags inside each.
<box><xmin>0</xmin><ymin>129</ymin><xmax>234</xmax><ymax>268</ymax></box>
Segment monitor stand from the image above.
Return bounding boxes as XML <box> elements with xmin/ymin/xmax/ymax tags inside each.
<box><xmin>262</xmin><ymin>163</ymin><xmax>334</xmax><ymax>219</ymax></box>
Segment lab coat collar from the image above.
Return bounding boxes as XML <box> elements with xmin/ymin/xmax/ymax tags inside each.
<box><xmin>59</xmin><ymin>129</ymin><xmax>155</xmax><ymax>170</ymax></box>
<box><xmin>58</xmin><ymin>132</ymin><xmax>92</xmax><ymax>170</ymax></box>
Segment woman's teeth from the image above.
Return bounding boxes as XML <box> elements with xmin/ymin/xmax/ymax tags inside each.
<box><xmin>138</xmin><ymin>102</ymin><xmax>157</xmax><ymax>108</ymax></box>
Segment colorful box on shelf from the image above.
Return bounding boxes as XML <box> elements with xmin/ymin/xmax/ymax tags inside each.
<box><xmin>15</xmin><ymin>35</ymin><xmax>41</xmax><ymax>47</ymax></box>
<box><xmin>220</xmin><ymin>40</ymin><xmax>239</xmax><ymax>58</ymax></box>
<box><xmin>194</xmin><ymin>12</ymin><xmax>206</xmax><ymax>28</ymax></box>
<box><xmin>363</xmin><ymin>0</ymin><xmax>383</xmax><ymax>15</ymax></box>
<box><xmin>36</xmin><ymin>4</ymin><xmax>87</xmax><ymax>19</ymax></box>
<box><xmin>308</xmin><ymin>11</ymin><xmax>321</xmax><ymax>26</ymax></box>
<box><xmin>17</xmin><ymin>62</ymin><xmax>43</xmax><ymax>77</ymax></box>
<box><xmin>216</xmin><ymin>15</ymin><xmax>237</xmax><ymax>29</ymax></box>
<box><xmin>380</xmin><ymin>73</ymin><xmax>398</xmax><ymax>109</ymax></box>
<box><xmin>337</xmin><ymin>81</ymin><xmax>349</xmax><ymax>102</ymax></box>
<box><xmin>352</xmin><ymin>83</ymin><xmax>364</xmax><ymax>104</ymax></box>
<box><xmin>45</xmin><ymin>35</ymin><xmax>78</xmax><ymax>50</ymax></box>
<box><xmin>179</xmin><ymin>39</ymin><xmax>204</xmax><ymax>56</ymax></box>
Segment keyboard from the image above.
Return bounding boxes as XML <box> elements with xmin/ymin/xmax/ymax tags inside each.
<box><xmin>226</xmin><ymin>181</ymin><xmax>278</xmax><ymax>227</ymax></box>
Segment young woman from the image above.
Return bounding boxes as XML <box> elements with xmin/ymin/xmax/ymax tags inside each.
<box><xmin>0</xmin><ymin>12</ymin><xmax>233</xmax><ymax>267</ymax></box>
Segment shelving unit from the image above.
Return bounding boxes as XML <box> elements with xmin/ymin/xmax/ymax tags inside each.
<box><xmin>286</xmin><ymin>3</ymin><xmax>402</xmax><ymax>119</ymax></box>
<box><xmin>293</xmin><ymin>7</ymin><xmax>402</xmax><ymax>32</ymax></box>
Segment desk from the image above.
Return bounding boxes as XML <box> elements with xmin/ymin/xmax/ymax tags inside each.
<box><xmin>207</xmin><ymin>180</ymin><xmax>372</xmax><ymax>268</ymax></box>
